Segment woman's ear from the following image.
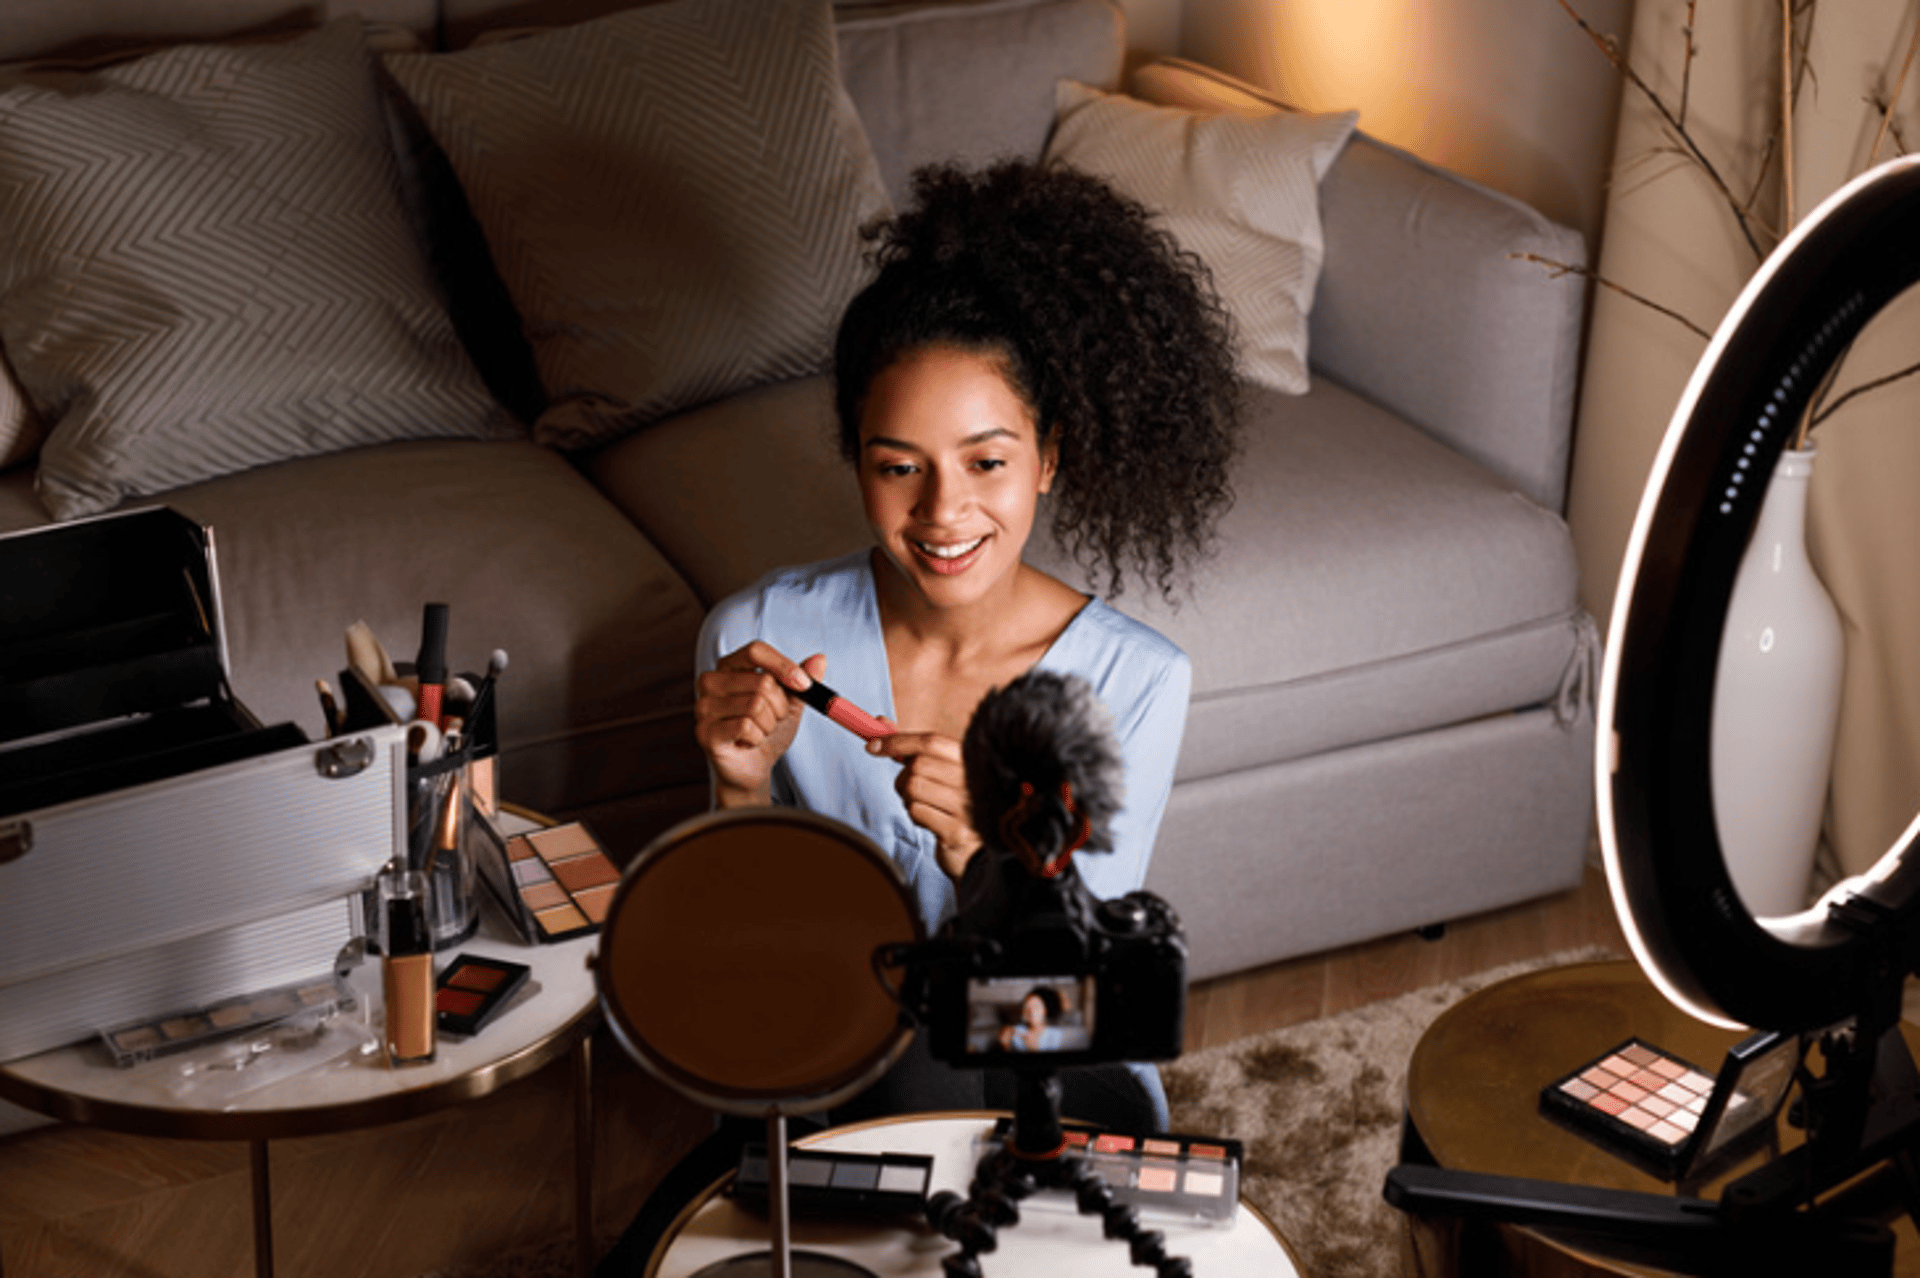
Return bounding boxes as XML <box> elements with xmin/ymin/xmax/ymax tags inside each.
<box><xmin>1038</xmin><ymin>438</ymin><xmax>1060</xmax><ymax>495</ymax></box>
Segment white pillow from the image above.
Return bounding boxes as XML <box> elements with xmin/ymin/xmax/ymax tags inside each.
<box><xmin>1044</xmin><ymin>79</ymin><xmax>1357</xmax><ymax>395</ymax></box>
<box><xmin>0</xmin><ymin>354</ymin><xmax>40</xmax><ymax>473</ymax></box>
<box><xmin>386</xmin><ymin>0</ymin><xmax>892</xmax><ymax>451</ymax></box>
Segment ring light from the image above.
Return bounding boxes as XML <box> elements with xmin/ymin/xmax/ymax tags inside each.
<box><xmin>1599</xmin><ymin>154</ymin><xmax>1920</xmax><ymax>1033</ymax></box>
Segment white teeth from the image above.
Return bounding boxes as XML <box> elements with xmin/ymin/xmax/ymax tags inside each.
<box><xmin>918</xmin><ymin>537</ymin><xmax>983</xmax><ymax>560</ymax></box>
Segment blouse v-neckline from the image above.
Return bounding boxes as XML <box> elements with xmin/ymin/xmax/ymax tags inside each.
<box><xmin>854</xmin><ymin>552</ymin><xmax>1096</xmax><ymax>727</ymax></box>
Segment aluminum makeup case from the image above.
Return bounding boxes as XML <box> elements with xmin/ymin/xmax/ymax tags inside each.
<box><xmin>0</xmin><ymin>507</ymin><xmax>404</xmax><ymax>1062</ymax></box>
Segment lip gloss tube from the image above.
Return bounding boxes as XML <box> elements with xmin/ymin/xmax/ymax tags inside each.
<box><xmin>795</xmin><ymin>679</ymin><xmax>893</xmax><ymax>741</ymax></box>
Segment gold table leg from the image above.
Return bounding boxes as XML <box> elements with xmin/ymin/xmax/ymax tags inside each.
<box><xmin>251</xmin><ymin>1138</ymin><xmax>274</xmax><ymax>1278</ymax></box>
<box><xmin>575</xmin><ymin>1035</ymin><xmax>595</xmax><ymax>1278</ymax></box>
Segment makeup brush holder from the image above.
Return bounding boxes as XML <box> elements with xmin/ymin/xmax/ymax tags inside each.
<box><xmin>406</xmin><ymin>755</ymin><xmax>479</xmax><ymax>951</ymax></box>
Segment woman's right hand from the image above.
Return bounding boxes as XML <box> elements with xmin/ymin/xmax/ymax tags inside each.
<box><xmin>694</xmin><ymin>641</ymin><xmax>826</xmax><ymax>808</ymax></box>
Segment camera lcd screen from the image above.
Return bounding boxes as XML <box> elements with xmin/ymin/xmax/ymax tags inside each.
<box><xmin>964</xmin><ymin>975</ymin><xmax>1095</xmax><ymax>1055</ymax></box>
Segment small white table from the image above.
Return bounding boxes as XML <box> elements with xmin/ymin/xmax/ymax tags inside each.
<box><xmin>653</xmin><ymin>1113</ymin><xmax>1310</xmax><ymax>1277</ymax></box>
<box><xmin>0</xmin><ymin>810</ymin><xmax>603</xmax><ymax>1278</ymax></box>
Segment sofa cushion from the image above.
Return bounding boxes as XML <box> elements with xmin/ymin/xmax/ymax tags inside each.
<box><xmin>1023</xmin><ymin>380</ymin><xmax>1587</xmax><ymax>781</ymax></box>
<box><xmin>386</xmin><ymin>0</ymin><xmax>892</xmax><ymax>453</ymax></box>
<box><xmin>0</xmin><ymin>440</ymin><xmax>711</xmax><ymax>839</ymax></box>
<box><xmin>1044</xmin><ymin>79</ymin><xmax>1356</xmax><ymax>396</ymax></box>
<box><xmin>834</xmin><ymin>0</ymin><xmax>1124</xmax><ymax>206</ymax></box>
<box><xmin>0</xmin><ymin>19</ymin><xmax>514</xmax><ymax>521</ymax></box>
<box><xmin>585</xmin><ymin>377</ymin><xmax>873</xmax><ymax>609</ymax></box>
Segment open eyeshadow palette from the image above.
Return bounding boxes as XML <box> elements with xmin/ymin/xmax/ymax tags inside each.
<box><xmin>731</xmin><ymin>1144</ymin><xmax>934</xmax><ymax>1216</ymax></box>
<box><xmin>986</xmin><ymin>1119</ymin><xmax>1243</xmax><ymax>1225</ymax></box>
<box><xmin>474</xmin><ymin>820</ymin><xmax>620</xmax><ymax>943</ymax></box>
<box><xmin>1539</xmin><ymin>1032</ymin><xmax>1803</xmax><ymax>1180</ymax></box>
<box><xmin>99</xmin><ymin>973</ymin><xmax>355</xmax><ymax>1067</ymax></box>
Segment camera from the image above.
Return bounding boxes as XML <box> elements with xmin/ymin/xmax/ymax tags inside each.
<box><xmin>882</xmin><ymin>671</ymin><xmax>1186</xmax><ymax>1070</ymax></box>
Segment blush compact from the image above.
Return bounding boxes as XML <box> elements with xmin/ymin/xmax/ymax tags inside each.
<box><xmin>435</xmin><ymin>954</ymin><xmax>531</xmax><ymax>1037</ymax></box>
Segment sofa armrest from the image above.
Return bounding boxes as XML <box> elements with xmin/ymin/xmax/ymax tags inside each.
<box><xmin>1131</xmin><ymin>59</ymin><xmax>1588</xmax><ymax>513</ymax></box>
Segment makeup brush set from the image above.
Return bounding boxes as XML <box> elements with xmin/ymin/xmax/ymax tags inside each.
<box><xmin>326</xmin><ymin>607</ymin><xmax>509</xmax><ymax>954</ymax></box>
<box><xmin>0</xmin><ymin>507</ymin><xmax>407</xmax><ymax>1063</ymax></box>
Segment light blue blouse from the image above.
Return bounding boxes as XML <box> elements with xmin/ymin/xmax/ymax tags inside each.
<box><xmin>695</xmin><ymin>550</ymin><xmax>1192</xmax><ymax>934</ymax></box>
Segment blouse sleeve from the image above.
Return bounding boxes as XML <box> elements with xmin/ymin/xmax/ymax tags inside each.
<box><xmin>1075</xmin><ymin>648</ymin><xmax>1191</xmax><ymax>902</ymax></box>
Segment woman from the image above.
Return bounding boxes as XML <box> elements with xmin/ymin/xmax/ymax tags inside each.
<box><xmin>998</xmin><ymin>987</ymin><xmax>1069</xmax><ymax>1054</ymax></box>
<box><xmin>694</xmin><ymin>159</ymin><xmax>1238</xmax><ymax>1128</ymax></box>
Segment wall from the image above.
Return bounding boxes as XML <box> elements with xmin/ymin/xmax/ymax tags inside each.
<box><xmin>1178</xmin><ymin>0</ymin><xmax>1631</xmax><ymax>250</ymax></box>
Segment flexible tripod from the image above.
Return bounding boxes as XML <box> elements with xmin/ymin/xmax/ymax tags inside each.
<box><xmin>924</xmin><ymin>1069</ymin><xmax>1195</xmax><ymax>1278</ymax></box>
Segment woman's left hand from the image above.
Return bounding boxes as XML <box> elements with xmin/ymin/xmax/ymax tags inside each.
<box><xmin>867</xmin><ymin>730</ymin><xmax>983</xmax><ymax>881</ymax></box>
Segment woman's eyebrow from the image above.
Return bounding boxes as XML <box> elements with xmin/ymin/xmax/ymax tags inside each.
<box><xmin>863</xmin><ymin>427</ymin><xmax>1019</xmax><ymax>452</ymax></box>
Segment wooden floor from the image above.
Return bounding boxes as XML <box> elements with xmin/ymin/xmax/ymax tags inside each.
<box><xmin>0</xmin><ymin>862</ymin><xmax>1627</xmax><ymax>1278</ymax></box>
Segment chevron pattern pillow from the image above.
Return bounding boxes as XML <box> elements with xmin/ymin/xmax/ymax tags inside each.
<box><xmin>0</xmin><ymin>20</ymin><xmax>515</xmax><ymax>521</ymax></box>
<box><xmin>385</xmin><ymin>0</ymin><xmax>892</xmax><ymax>451</ymax></box>
<box><xmin>1046</xmin><ymin>80</ymin><xmax>1357</xmax><ymax>396</ymax></box>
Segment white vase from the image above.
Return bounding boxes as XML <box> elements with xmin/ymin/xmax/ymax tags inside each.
<box><xmin>1710</xmin><ymin>447</ymin><xmax>1845</xmax><ymax>918</ymax></box>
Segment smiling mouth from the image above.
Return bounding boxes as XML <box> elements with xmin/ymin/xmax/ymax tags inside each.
<box><xmin>915</xmin><ymin>537</ymin><xmax>984</xmax><ymax>560</ymax></box>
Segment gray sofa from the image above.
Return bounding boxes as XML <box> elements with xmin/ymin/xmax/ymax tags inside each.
<box><xmin>0</xmin><ymin>0</ymin><xmax>1595</xmax><ymax>984</ymax></box>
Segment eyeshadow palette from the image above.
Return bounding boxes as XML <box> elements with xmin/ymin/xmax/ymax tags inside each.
<box><xmin>730</xmin><ymin>1144</ymin><xmax>934</xmax><ymax>1216</ymax></box>
<box><xmin>475</xmin><ymin>820</ymin><xmax>620</xmax><ymax>943</ymax></box>
<box><xmin>99</xmin><ymin>973</ymin><xmax>355</xmax><ymax>1068</ymax></box>
<box><xmin>435</xmin><ymin>954</ymin><xmax>532</xmax><ymax>1037</ymax></box>
<box><xmin>988</xmin><ymin>1119</ymin><xmax>1242</xmax><ymax>1225</ymax></box>
<box><xmin>1540</xmin><ymin>1032</ymin><xmax>1802</xmax><ymax>1180</ymax></box>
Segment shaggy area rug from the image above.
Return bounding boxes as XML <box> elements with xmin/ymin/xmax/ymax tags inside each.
<box><xmin>418</xmin><ymin>948</ymin><xmax>1614</xmax><ymax>1278</ymax></box>
<box><xmin>1160</xmin><ymin>947</ymin><xmax>1613</xmax><ymax>1277</ymax></box>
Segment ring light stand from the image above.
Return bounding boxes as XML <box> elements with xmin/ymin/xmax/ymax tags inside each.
<box><xmin>596</xmin><ymin>809</ymin><xmax>923</xmax><ymax>1278</ymax></box>
<box><xmin>1386</xmin><ymin>155</ymin><xmax>1920</xmax><ymax>1274</ymax></box>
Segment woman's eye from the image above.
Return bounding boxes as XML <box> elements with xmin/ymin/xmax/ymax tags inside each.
<box><xmin>973</xmin><ymin>457</ymin><xmax>1007</xmax><ymax>472</ymax></box>
<box><xmin>876</xmin><ymin>461</ymin><xmax>916</xmax><ymax>477</ymax></box>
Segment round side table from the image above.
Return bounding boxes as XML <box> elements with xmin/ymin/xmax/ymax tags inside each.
<box><xmin>0</xmin><ymin>808</ymin><xmax>603</xmax><ymax>1278</ymax></box>
<box><xmin>649</xmin><ymin>1112</ymin><xmax>1313</xmax><ymax>1277</ymax></box>
<box><xmin>1401</xmin><ymin>958</ymin><xmax>1920</xmax><ymax>1277</ymax></box>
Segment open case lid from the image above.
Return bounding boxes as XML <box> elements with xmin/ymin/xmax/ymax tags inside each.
<box><xmin>0</xmin><ymin>506</ymin><xmax>234</xmax><ymax>747</ymax></box>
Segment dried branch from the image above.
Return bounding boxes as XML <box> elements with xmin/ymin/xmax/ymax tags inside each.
<box><xmin>1871</xmin><ymin>15</ymin><xmax>1920</xmax><ymax>164</ymax></box>
<box><xmin>1510</xmin><ymin>253</ymin><xmax>1712</xmax><ymax>340</ymax></box>
<box><xmin>1811</xmin><ymin>359</ymin><xmax>1920</xmax><ymax>429</ymax></box>
<box><xmin>1554</xmin><ymin>0</ymin><xmax>1766</xmax><ymax>260</ymax></box>
<box><xmin>1781</xmin><ymin>0</ymin><xmax>1796</xmax><ymax>230</ymax></box>
<box><xmin>1679</xmin><ymin>0</ymin><xmax>1699</xmax><ymax>126</ymax></box>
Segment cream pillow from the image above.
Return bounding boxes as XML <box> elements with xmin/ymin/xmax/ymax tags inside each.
<box><xmin>0</xmin><ymin>354</ymin><xmax>40</xmax><ymax>473</ymax></box>
<box><xmin>0</xmin><ymin>20</ymin><xmax>515</xmax><ymax>520</ymax></box>
<box><xmin>385</xmin><ymin>0</ymin><xmax>892</xmax><ymax>451</ymax></box>
<box><xmin>1045</xmin><ymin>79</ymin><xmax>1357</xmax><ymax>395</ymax></box>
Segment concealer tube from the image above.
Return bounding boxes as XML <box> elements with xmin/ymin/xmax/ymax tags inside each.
<box><xmin>379</xmin><ymin>870</ymin><xmax>436</xmax><ymax>1065</ymax></box>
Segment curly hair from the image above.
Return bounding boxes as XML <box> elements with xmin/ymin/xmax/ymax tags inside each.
<box><xmin>833</xmin><ymin>159</ymin><xmax>1239</xmax><ymax>600</ymax></box>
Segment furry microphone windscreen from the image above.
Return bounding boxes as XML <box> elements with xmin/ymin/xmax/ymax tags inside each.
<box><xmin>962</xmin><ymin>670</ymin><xmax>1125</xmax><ymax>861</ymax></box>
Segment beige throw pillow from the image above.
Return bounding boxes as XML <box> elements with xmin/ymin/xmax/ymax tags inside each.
<box><xmin>1045</xmin><ymin>79</ymin><xmax>1357</xmax><ymax>395</ymax></box>
<box><xmin>0</xmin><ymin>20</ymin><xmax>515</xmax><ymax>520</ymax></box>
<box><xmin>385</xmin><ymin>0</ymin><xmax>893</xmax><ymax>451</ymax></box>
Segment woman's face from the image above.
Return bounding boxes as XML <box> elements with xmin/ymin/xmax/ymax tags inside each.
<box><xmin>1021</xmin><ymin>993</ymin><xmax>1049</xmax><ymax>1029</ymax></box>
<box><xmin>857</xmin><ymin>345</ymin><xmax>1056</xmax><ymax>611</ymax></box>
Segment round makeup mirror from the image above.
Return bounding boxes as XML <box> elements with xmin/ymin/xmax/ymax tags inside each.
<box><xmin>1599</xmin><ymin>153</ymin><xmax>1920</xmax><ymax>1034</ymax></box>
<box><xmin>598</xmin><ymin>807</ymin><xmax>921</xmax><ymax>1111</ymax></box>
<box><xmin>596</xmin><ymin>808</ymin><xmax>923</xmax><ymax>1278</ymax></box>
